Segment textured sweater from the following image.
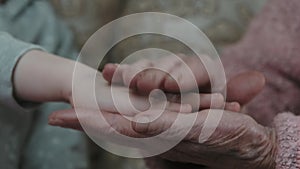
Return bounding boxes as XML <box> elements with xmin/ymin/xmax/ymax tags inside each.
<box><xmin>221</xmin><ymin>0</ymin><xmax>300</xmax><ymax>168</ymax></box>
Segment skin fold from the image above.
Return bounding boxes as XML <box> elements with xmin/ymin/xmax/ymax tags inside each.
<box><xmin>49</xmin><ymin>109</ymin><xmax>276</xmax><ymax>169</ymax></box>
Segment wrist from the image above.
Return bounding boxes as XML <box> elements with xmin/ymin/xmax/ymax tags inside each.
<box><xmin>14</xmin><ymin>50</ymin><xmax>75</xmax><ymax>103</ymax></box>
<box><xmin>57</xmin><ymin>58</ymin><xmax>75</xmax><ymax>103</ymax></box>
<box><xmin>62</xmin><ymin>60</ymin><xmax>106</xmax><ymax>107</ymax></box>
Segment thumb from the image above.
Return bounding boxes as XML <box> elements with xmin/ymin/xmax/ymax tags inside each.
<box><xmin>48</xmin><ymin>109</ymin><xmax>83</xmax><ymax>131</ymax></box>
<box><xmin>226</xmin><ymin>71</ymin><xmax>265</xmax><ymax>105</ymax></box>
<box><xmin>48</xmin><ymin>108</ymin><xmax>144</xmax><ymax>138</ymax></box>
<box><xmin>102</xmin><ymin>63</ymin><xmax>124</xmax><ymax>84</ymax></box>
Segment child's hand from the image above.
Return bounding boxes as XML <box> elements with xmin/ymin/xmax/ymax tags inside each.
<box><xmin>68</xmin><ymin>64</ymin><xmax>232</xmax><ymax>116</ymax></box>
<box><xmin>53</xmin><ymin>56</ymin><xmax>226</xmax><ymax>115</ymax></box>
<box><xmin>69</xmin><ymin>71</ymin><xmax>195</xmax><ymax>116</ymax></box>
<box><xmin>48</xmin><ymin>107</ymin><xmax>276</xmax><ymax>169</ymax></box>
<box><xmin>13</xmin><ymin>50</ymin><xmax>197</xmax><ymax>115</ymax></box>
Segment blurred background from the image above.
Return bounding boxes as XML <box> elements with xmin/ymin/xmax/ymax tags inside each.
<box><xmin>49</xmin><ymin>0</ymin><xmax>267</xmax><ymax>168</ymax></box>
<box><xmin>51</xmin><ymin>0</ymin><xmax>267</xmax><ymax>66</ymax></box>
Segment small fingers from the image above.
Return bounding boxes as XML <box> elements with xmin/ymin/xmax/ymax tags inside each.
<box><xmin>102</xmin><ymin>63</ymin><xmax>129</xmax><ymax>85</ymax></box>
<box><xmin>167</xmin><ymin>93</ymin><xmax>225</xmax><ymax>111</ymax></box>
<box><xmin>164</xmin><ymin>102</ymin><xmax>192</xmax><ymax>113</ymax></box>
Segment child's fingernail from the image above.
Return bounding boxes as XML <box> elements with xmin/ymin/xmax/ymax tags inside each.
<box><xmin>212</xmin><ymin>93</ymin><xmax>224</xmax><ymax>101</ymax></box>
<box><xmin>231</xmin><ymin>102</ymin><xmax>241</xmax><ymax>111</ymax></box>
<box><xmin>181</xmin><ymin>104</ymin><xmax>192</xmax><ymax>113</ymax></box>
<box><xmin>211</xmin><ymin>93</ymin><xmax>225</xmax><ymax>107</ymax></box>
<box><xmin>226</xmin><ymin>102</ymin><xmax>241</xmax><ymax>112</ymax></box>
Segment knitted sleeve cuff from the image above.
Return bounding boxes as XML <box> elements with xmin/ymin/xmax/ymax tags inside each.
<box><xmin>0</xmin><ymin>32</ymin><xmax>45</xmax><ymax>112</ymax></box>
<box><xmin>273</xmin><ymin>113</ymin><xmax>300</xmax><ymax>169</ymax></box>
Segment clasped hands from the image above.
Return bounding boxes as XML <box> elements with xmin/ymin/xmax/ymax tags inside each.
<box><xmin>49</xmin><ymin>55</ymin><xmax>277</xmax><ymax>169</ymax></box>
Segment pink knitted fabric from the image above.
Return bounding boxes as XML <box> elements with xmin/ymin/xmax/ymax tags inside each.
<box><xmin>220</xmin><ymin>0</ymin><xmax>300</xmax><ymax>168</ymax></box>
<box><xmin>221</xmin><ymin>0</ymin><xmax>300</xmax><ymax>126</ymax></box>
<box><xmin>274</xmin><ymin>113</ymin><xmax>300</xmax><ymax>169</ymax></box>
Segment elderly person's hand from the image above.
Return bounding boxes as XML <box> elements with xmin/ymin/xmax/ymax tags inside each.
<box><xmin>102</xmin><ymin>54</ymin><xmax>265</xmax><ymax>107</ymax></box>
<box><xmin>134</xmin><ymin>109</ymin><xmax>277</xmax><ymax>169</ymax></box>
<box><xmin>48</xmin><ymin>108</ymin><xmax>277</xmax><ymax>169</ymax></box>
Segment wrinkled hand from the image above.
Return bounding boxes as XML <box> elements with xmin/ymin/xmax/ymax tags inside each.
<box><xmin>49</xmin><ymin>108</ymin><xmax>277</xmax><ymax>169</ymax></box>
<box><xmin>135</xmin><ymin>110</ymin><xmax>277</xmax><ymax>169</ymax></box>
<box><xmin>102</xmin><ymin>54</ymin><xmax>214</xmax><ymax>94</ymax></box>
<box><xmin>102</xmin><ymin>54</ymin><xmax>265</xmax><ymax>106</ymax></box>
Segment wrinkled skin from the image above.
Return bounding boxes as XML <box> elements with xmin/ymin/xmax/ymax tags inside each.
<box><xmin>49</xmin><ymin>109</ymin><xmax>276</xmax><ymax>169</ymax></box>
<box><xmin>49</xmin><ymin>55</ymin><xmax>269</xmax><ymax>169</ymax></box>
<box><xmin>72</xmin><ymin>55</ymin><xmax>249</xmax><ymax>117</ymax></box>
<box><xmin>102</xmin><ymin>55</ymin><xmax>214</xmax><ymax>94</ymax></box>
<box><xmin>135</xmin><ymin>110</ymin><xmax>277</xmax><ymax>169</ymax></box>
<box><xmin>102</xmin><ymin>55</ymin><xmax>265</xmax><ymax>106</ymax></box>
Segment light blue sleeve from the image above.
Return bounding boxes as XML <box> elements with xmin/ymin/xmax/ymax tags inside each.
<box><xmin>0</xmin><ymin>32</ymin><xmax>45</xmax><ymax>112</ymax></box>
<box><xmin>0</xmin><ymin>2</ymin><xmax>89</xmax><ymax>169</ymax></box>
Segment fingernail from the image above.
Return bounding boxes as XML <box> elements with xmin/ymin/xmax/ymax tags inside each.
<box><xmin>211</xmin><ymin>93</ymin><xmax>225</xmax><ymax>107</ymax></box>
<box><xmin>181</xmin><ymin>104</ymin><xmax>192</xmax><ymax>113</ymax></box>
<box><xmin>212</xmin><ymin>93</ymin><xmax>224</xmax><ymax>101</ymax></box>
<box><xmin>225</xmin><ymin>102</ymin><xmax>241</xmax><ymax>112</ymax></box>
<box><xmin>230</xmin><ymin>102</ymin><xmax>241</xmax><ymax>112</ymax></box>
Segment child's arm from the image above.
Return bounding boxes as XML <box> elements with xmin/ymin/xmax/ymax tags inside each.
<box><xmin>13</xmin><ymin>50</ymin><xmax>74</xmax><ymax>103</ymax></box>
<box><xmin>0</xmin><ymin>32</ymin><xmax>46</xmax><ymax>111</ymax></box>
<box><xmin>12</xmin><ymin>50</ymin><xmax>195</xmax><ymax>115</ymax></box>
